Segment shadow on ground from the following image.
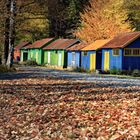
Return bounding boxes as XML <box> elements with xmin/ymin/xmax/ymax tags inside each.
<box><xmin>0</xmin><ymin>72</ymin><xmax>34</xmax><ymax>80</ymax></box>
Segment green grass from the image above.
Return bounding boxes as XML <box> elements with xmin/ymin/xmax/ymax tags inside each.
<box><xmin>98</xmin><ymin>73</ymin><xmax>140</xmax><ymax>79</ymax></box>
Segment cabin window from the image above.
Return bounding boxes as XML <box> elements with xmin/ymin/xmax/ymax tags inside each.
<box><xmin>113</xmin><ymin>49</ymin><xmax>120</xmax><ymax>56</ymax></box>
<box><xmin>55</xmin><ymin>51</ymin><xmax>58</xmax><ymax>54</ymax></box>
<box><xmin>133</xmin><ymin>49</ymin><xmax>140</xmax><ymax>56</ymax></box>
<box><xmin>82</xmin><ymin>51</ymin><xmax>88</xmax><ymax>56</ymax></box>
<box><xmin>124</xmin><ymin>48</ymin><xmax>140</xmax><ymax>56</ymax></box>
<box><xmin>124</xmin><ymin>49</ymin><xmax>132</xmax><ymax>56</ymax></box>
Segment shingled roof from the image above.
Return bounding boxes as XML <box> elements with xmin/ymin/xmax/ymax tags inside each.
<box><xmin>101</xmin><ymin>32</ymin><xmax>140</xmax><ymax>49</ymax></box>
<box><xmin>67</xmin><ymin>42</ymin><xmax>87</xmax><ymax>51</ymax></box>
<box><xmin>15</xmin><ymin>41</ymin><xmax>31</xmax><ymax>50</ymax></box>
<box><xmin>43</xmin><ymin>39</ymin><xmax>67</xmax><ymax>50</ymax></box>
<box><xmin>25</xmin><ymin>38</ymin><xmax>54</xmax><ymax>49</ymax></box>
<box><xmin>82</xmin><ymin>39</ymin><xmax>110</xmax><ymax>51</ymax></box>
<box><xmin>43</xmin><ymin>39</ymin><xmax>80</xmax><ymax>50</ymax></box>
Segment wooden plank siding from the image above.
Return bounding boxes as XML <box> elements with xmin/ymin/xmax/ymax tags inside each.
<box><xmin>67</xmin><ymin>51</ymin><xmax>81</xmax><ymax>68</ymax></box>
<box><xmin>43</xmin><ymin>50</ymin><xmax>66</xmax><ymax>67</ymax></box>
<box><xmin>28</xmin><ymin>49</ymin><xmax>43</xmax><ymax>65</ymax></box>
<box><xmin>101</xmin><ymin>32</ymin><xmax>140</xmax><ymax>71</ymax></box>
<box><xmin>43</xmin><ymin>39</ymin><xmax>80</xmax><ymax>68</ymax></box>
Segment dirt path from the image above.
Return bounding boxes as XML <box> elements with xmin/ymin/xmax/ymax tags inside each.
<box><xmin>0</xmin><ymin>66</ymin><xmax>140</xmax><ymax>87</ymax></box>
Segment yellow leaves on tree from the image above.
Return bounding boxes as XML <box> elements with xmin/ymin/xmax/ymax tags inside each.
<box><xmin>74</xmin><ymin>0</ymin><xmax>133</xmax><ymax>43</ymax></box>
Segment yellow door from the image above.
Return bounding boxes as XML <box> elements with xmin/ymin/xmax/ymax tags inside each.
<box><xmin>104</xmin><ymin>51</ymin><xmax>110</xmax><ymax>71</ymax></box>
<box><xmin>90</xmin><ymin>53</ymin><xmax>96</xmax><ymax>71</ymax></box>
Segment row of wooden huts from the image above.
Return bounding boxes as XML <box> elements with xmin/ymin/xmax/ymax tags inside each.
<box><xmin>14</xmin><ymin>32</ymin><xmax>140</xmax><ymax>71</ymax></box>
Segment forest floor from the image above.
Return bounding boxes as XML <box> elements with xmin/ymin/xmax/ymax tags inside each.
<box><xmin>0</xmin><ymin>66</ymin><xmax>140</xmax><ymax>139</ymax></box>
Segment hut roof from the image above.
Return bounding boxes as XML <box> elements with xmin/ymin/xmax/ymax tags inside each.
<box><xmin>43</xmin><ymin>39</ymin><xmax>80</xmax><ymax>50</ymax></box>
<box><xmin>43</xmin><ymin>39</ymin><xmax>67</xmax><ymax>50</ymax></box>
<box><xmin>15</xmin><ymin>41</ymin><xmax>31</xmax><ymax>50</ymax></box>
<box><xmin>82</xmin><ymin>39</ymin><xmax>110</xmax><ymax>51</ymax></box>
<box><xmin>25</xmin><ymin>38</ymin><xmax>54</xmax><ymax>49</ymax></box>
<box><xmin>66</xmin><ymin>42</ymin><xmax>87</xmax><ymax>51</ymax></box>
<box><xmin>101</xmin><ymin>32</ymin><xmax>140</xmax><ymax>49</ymax></box>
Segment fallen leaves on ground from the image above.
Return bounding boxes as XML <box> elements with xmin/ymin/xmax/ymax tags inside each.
<box><xmin>0</xmin><ymin>77</ymin><xmax>140</xmax><ymax>139</ymax></box>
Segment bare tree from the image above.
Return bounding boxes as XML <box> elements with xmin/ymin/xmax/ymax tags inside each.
<box><xmin>0</xmin><ymin>0</ymin><xmax>16</xmax><ymax>67</ymax></box>
<box><xmin>6</xmin><ymin>0</ymin><xmax>16</xmax><ymax>68</ymax></box>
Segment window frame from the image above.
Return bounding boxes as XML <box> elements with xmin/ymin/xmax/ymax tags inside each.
<box><xmin>124</xmin><ymin>48</ymin><xmax>132</xmax><ymax>56</ymax></box>
<box><xmin>82</xmin><ymin>51</ymin><xmax>88</xmax><ymax>56</ymax></box>
<box><xmin>132</xmin><ymin>49</ymin><xmax>140</xmax><ymax>56</ymax></box>
<box><xmin>124</xmin><ymin>48</ymin><xmax>140</xmax><ymax>56</ymax></box>
<box><xmin>112</xmin><ymin>49</ymin><xmax>120</xmax><ymax>56</ymax></box>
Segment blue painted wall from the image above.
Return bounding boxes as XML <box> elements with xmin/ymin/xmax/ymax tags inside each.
<box><xmin>102</xmin><ymin>49</ymin><xmax>123</xmax><ymax>71</ymax></box>
<box><xmin>67</xmin><ymin>51</ymin><xmax>81</xmax><ymax>67</ymax></box>
<box><xmin>81</xmin><ymin>51</ymin><xmax>96</xmax><ymax>70</ymax></box>
<box><xmin>123</xmin><ymin>55</ymin><xmax>140</xmax><ymax>70</ymax></box>
<box><xmin>102</xmin><ymin>38</ymin><xmax>140</xmax><ymax>71</ymax></box>
<box><xmin>110</xmin><ymin>49</ymin><xmax>123</xmax><ymax>70</ymax></box>
<box><xmin>127</xmin><ymin>38</ymin><xmax>140</xmax><ymax>48</ymax></box>
<box><xmin>81</xmin><ymin>51</ymin><xmax>90</xmax><ymax>70</ymax></box>
<box><xmin>122</xmin><ymin>38</ymin><xmax>140</xmax><ymax>70</ymax></box>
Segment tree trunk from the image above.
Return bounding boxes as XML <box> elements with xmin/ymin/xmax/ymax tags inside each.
<box><xmin>6</xmin><ymin>0</ymin><xmax>16</xmax><ymax>68</ymax></box>
<box><xmin>3</xmin><ymin>0</ymin><xmax>10</xmax><ymax>65</ymax></box>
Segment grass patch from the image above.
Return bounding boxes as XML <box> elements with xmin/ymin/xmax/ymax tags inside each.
<box><xmin>102</xmin><ymin>68</ymin><xmax>140</xmax><ymax>78</ymax></box>
<box><xmin>73</xmin><ymin>67</ymin><xmax>86</xmax><ymax>73</ymax></box>
<box><xmin>132</xmin><ymin>69</ymin><xmax>140</xmax><ymax>77</ymax></box>
<box><xmin>73</xmin><ymin>67</ymin><xmax>94</xmax><ymax>73</ymax></box>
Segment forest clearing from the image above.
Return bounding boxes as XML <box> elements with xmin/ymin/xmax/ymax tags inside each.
<box><xmin>1</xmin><ymin>0</ymin><xmax>140</xmax><ymax>139</ymax></box>
<box><xmin>0</xmin><ymin>67</ymin><xmax>140</xmax><ymax>139</ymax></box>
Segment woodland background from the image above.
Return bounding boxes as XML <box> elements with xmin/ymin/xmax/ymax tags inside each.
<box><xmin>0</xmin><ymin>0</ymin><xmax>140</xmax><ymax>65</ymax></box>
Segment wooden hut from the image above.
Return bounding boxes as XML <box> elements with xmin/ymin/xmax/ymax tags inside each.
<box><xmin>81</xmin><ymin>39</ymin><xmax>110</xmax><ymax>71</ymax></box>
<box><xmin>21</xmin><ymin>38</ymin><xmax>54</xmax><ymax>65</ymax></box>
<box><xmin>66</xmin><ymin>42</ymin><xmax>86</xmax><ymax>68</ymax></box>
<box><xmin>14</xmin><ymin>41</ymin><xmax>31</xmax><ymax>62</ymax></box>
<box><xmin>43</xmin><ymin>39</ymin><xmax>80</xmax><ymax>68</ymax></box>
<box><xmin>101</xmin><ymin>32</ymin><xmax>140</xmax><ymax>71</ymax></box>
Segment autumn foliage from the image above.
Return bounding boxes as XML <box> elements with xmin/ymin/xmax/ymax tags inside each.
<box><xmin>75</xmin><ymin>0</ymin><xmax>132</xmax><ymax>43</ymax></box>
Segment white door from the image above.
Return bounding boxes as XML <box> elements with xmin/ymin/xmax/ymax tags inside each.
<box><xmin>72</xmin><ymin>52</ymin><xmax>76</xmax><ymax>67</ymax></box>
<box><xmin>48</xmin><ymin>52</ymin><xmax>50</xmax><ymax>64</ymax></box>
<box><xmin>58</xmin><ymin>52</ymin><xmax>62</xmax><ymax>66</ymax></box>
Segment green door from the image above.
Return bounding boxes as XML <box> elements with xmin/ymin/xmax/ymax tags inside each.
<box><xmin>36</xmin><ymin>51</ymin><xmax>39</xmax><ymax>64</ymax></box>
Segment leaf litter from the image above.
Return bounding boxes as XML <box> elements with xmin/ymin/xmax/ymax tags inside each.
<box><xmin>0</xmin><ymin>77</ymin><xmax>140</xmax><ymax>139</ymax></box>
